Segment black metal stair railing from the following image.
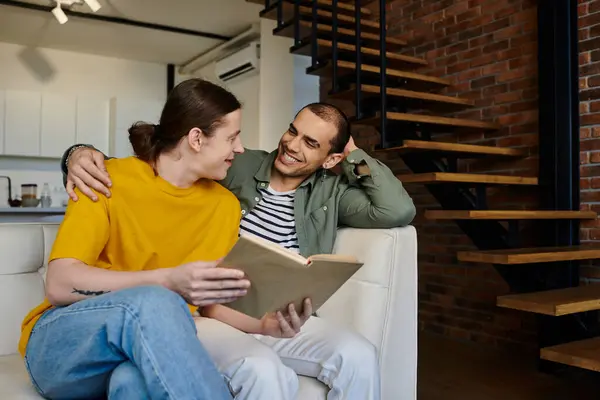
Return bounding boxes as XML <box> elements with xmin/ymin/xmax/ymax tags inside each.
<box><xmin>378</xmin><ymin>0</ymin><xmax>388</xmax><ymax>148</ymax></box>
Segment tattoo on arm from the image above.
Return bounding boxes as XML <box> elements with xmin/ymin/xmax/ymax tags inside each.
<box><xmin>72</xmin><ymin>288</ymin><xmax>110</xmax><ymax>296</ymax></box>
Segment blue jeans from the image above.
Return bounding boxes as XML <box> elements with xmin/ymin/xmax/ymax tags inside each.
<box><xmin>24</xmin><ymin>285</ymin><xmax>233</xmax><ymax>400</ymax></box>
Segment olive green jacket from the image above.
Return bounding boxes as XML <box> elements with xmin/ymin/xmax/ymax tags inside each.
<box><xmin>61</xmin><ymin>146</ymin><xmax>416</xmax><ymax>257</ymax></box>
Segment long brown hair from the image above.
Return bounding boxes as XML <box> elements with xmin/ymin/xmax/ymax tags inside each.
<box><xmin>129</xmin><ymin>78</ymin><xmax>241</xmax><ymax>164</ymax></box>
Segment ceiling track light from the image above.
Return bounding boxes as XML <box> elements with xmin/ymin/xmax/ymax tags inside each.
<box><xmin>51</xmin><ymin>0</ymin><xmax>102</xmax><ymax>25</ymax></box>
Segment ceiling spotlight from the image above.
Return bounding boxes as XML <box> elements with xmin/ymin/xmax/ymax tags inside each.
<box><xmin>83</xmin><ymin>0</ymin><xmax>101</xmax><ymax>12</ymax></box>
<box><xmin>51</xmin><ymin>4</ymin><xmax>68</xmax><ymax>24</ymax></box>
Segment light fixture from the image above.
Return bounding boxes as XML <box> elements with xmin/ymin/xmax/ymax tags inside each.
<box><xmin>51</xmin><ymin>0</ymin><xmax>102</xmax><ymax>25</ymax></box>
<box><xmin>83</xmin><ymin>0</ymin><xmax>101</xmax><ymax>12</ymax></box>
<box><xmin>51</xmin><ymin>4</ymin><xmax>68</xmax><ymax>24</ymax></box>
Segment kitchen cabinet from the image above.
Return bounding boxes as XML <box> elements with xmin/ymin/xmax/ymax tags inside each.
<box><xmin>76</xmin><ymin>96</ymin><xmax>110</xmax><ymax>155</ymax></box>
<box><xmin>41</xmin><ymin>93</ymin><xmax>76</xmax><ymax>158</ymax></box>
<box><xmin>4</xmin><ymin>90</ymin><xmax>41</xmax><ymax>156</ymax></box>
<box><xmin>109</xmin><ymin>97</ymin><xmax>163</xmax><ymax>158</ymax></box>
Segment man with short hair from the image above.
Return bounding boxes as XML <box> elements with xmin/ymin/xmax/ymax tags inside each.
<box><xmin>62</xmin><ymin>102</ymin><xmax>415</xmax><ymax>400</ymax></box>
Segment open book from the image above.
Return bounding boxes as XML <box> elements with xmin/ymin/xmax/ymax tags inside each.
<box><xmin>218</xmin><ymin>233</ymin><xmax>364</xmax><ymax>319</ymax></box>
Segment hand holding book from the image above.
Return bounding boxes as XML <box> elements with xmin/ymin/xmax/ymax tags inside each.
<box><xmin>260</xmin><ymin>299</ymin><xmax>313</xmax><ymax>338</ymax></box>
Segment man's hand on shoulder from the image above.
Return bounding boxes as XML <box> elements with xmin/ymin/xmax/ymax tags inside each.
<box><xmin>343</xmin><ymin>136</ymin><xmax>359</xmax><ymax>157</ymax></box>
<box><xmin>343</xmin><ymin>137</ymin><xmax>370</xmax><ymax>176</ymax></box>
<box><xmin>67</xmin><ymin>147</ymin><xmax>112</xmax><ymax>202</ymax></box>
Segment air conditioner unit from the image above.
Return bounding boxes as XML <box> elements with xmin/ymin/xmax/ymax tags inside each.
<box><xmin>215</xmin><ymin>41</ymin><xmax>260</xmax><ymax>83</ymax></box>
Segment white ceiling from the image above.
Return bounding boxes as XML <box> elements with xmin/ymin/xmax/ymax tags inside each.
<box><xmin>0</xmin><ymin>0</ymin><xmax>262</xmax><ymax>64</ymax></box>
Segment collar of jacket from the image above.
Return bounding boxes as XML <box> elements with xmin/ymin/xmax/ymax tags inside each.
<box><xmin>253</xmin><ymin>150</ymin><xmax>322</xmax><ymax>190</ymax></box>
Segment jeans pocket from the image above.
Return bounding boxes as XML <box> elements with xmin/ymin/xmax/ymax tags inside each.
<box><xmin>23</xmin><ymin>354</ymin><xmax>46</xmax><ymax>397</ymax></box>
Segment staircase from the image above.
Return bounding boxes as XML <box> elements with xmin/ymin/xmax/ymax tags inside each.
<box><xmin>248</xmin><ymin>0</ymin><xmax>600</xmax><ymax>373</ymax></box>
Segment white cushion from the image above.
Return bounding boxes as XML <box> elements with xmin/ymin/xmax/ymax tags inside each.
<box><xmin>0</xmin><ymin>354</ymin><xmax>43</xmax><ymax>399</ymax></box>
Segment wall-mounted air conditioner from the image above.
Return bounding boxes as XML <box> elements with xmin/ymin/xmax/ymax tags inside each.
<box><xmin>215</xmin><ymin>41</ymin><xmax>260</xmax><ymax>83</ymax></box>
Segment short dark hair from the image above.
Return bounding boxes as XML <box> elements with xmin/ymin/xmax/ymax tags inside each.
<box><xmin>296</xmin><ymin>102</ymin><xmax>350</xmax><ymax>153</ymax></box>
<box><xmin>129</xmin><ymin>78</ymin><xmax>241</xmax><ymax>164</ymax></box>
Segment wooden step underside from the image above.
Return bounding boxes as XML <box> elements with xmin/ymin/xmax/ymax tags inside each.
<box><xmin>497</xmin><ymin>284</ymin><xmax>600</xmax><ymax>316</ymax></box>
<box><xmin>308</xmin><ymin>61</ymin><xmax>450</xmax><ymax>90</ymax></box>
<box><xmin>377</xmin><ymin>140</ymin><xmax>524</xmax><ymax>158</ymax></box>
<box><xmin>251</xmin><ymin>0</ymin><xmax>372</xmax><ymax>19</ymax></box>
<box><xmin>426</xmin><ymin>210</ymin><xmax>597</xmax><ymax>220</ymax></box>
<box><xmin>397</xmin><ymin>172</ymin><xmax>538</xmax><ymax>185</ymax></box>
<box><xmin>292</xmin><ymin>39</ymin><xmax>427</xmax><ymax>69</ymax></box>
<box><xmin>541</xmin><ymin>337</ymin><xmax>600</xmax><ymax>372</ymax></box>
<box><xmin>261</xmin><ymin>4</ymin><xmax>380</xmax><ymax>31</ymax></box>
<box><xmin>274</xmin><ymin>20</ymin><xmax>406</xmax><ymax>49</ymax></box>
<box><xmin>332</xmin><ymin>85</ymin><xmax>473</xmax><ymax>112</ymax></box>
<box><xmin>458</xmin><ymin>245</ymin><xmax>600</xmax><ymax>265</ymax></box>
<box><xmin>359</xmin><ymin>112</ymin><xmax>499</xmax><ymax>132</ymax></box>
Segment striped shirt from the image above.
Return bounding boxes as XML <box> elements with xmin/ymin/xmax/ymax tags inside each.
<box><xmin>239</xmin><ymin>186</ymin><xmax>299</xmax><ymax>253</ymax></box>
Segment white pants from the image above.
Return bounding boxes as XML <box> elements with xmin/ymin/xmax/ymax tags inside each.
<box><xmin>194</xmin><ymin>316</ymin><xmax>381</xmax><ymax>400</ymax></box>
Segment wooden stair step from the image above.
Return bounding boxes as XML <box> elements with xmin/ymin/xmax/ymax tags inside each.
<box><xmin>274</xmin><ymin>20</ymin><xmax>406</xmax><ymax>50</ymax></box>
<box><xmin>541</xmin><ymin>337</ymin><xmax>600</xmax><ymax>372</ymax></box>
<box><xmin>359</xmin><ymin>112</ymin><xmax>499</xmax><ymax>132</ymax></box>
<box><xmin>253</xmin><ymin>0</ymin><xmax>372</xmax><ymax>20</ymax></box>
<box><xmin>331</xmin><ymin>84</ymin><xmax>473</xmax><ymax>112</ymax></box>
<box><xmin>397</xmin><ymin>172</ymin><xmax>538</xmax><ymax>185</ymax></box>
<box><xmin>261</xmin><ymin>4</ymin><xmax>380</xmax><ymax>31</ymax></box>
<box><xmin>291</xmin><ymin>39</ymin><xmax>427</xmax><ymax>69</ymax></box>
<box><xmin>458</xmin><ymin>245</ymin><xmax>600</xmax><ymax>265</ymax></box>
<box><xmin>377</xmin><ymin>140</ymin><xmax>522</xmax><ymax>158</ymax></box>
<box><xmin>426</xmin><ymin>210</ymin><xmax>597</xmax><ymax>220</ymax></box>
<box><xmin>497</xmin><ymin>284</ymin><xmax>600</xmax><ymax>316</ymax></box>
<box><xmin>308</xmin><ymin>61</ymin><xmax>450</xmax><ymax>91</ymax></box>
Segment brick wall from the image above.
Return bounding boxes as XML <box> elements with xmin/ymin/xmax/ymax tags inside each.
<box><xmin>579</xmin><ymin>0</ymin><xmax>600</xmax><ymax>281</ymax></box>
<box><xmin>322</xmin><ymin>0</ymin><xmax>540</xmax><ymax>350</ymax></box>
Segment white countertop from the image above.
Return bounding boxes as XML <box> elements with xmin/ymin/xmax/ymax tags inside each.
<box><xmin>0</xmin><ymin>207</ymin><xmax>66</xmax><ymax>213</ymax></box>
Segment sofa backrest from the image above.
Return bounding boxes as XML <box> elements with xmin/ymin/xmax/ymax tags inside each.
<box><xmin>0</xmin><ymin>223</ymin><xmax>60</xmax><ymax>356</ymax></box>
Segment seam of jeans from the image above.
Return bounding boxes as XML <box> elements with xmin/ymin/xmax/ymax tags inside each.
<box><xmin>29</xmin><ymin>303</ymin><xmax>178</xmax><ymax>399</ymax></box>
<box><xmin>23</xmin><ymin>354</ymin><xmax>46</xmax><ymax>397</ymax></box>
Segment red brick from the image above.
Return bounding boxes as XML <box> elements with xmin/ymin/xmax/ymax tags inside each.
<box><xmin>582</xmin><ymin>113</ymin><xmax>600</xmax><ymax>126</ymax></box>
<box><xmin>457</xmin><ymin>7</ymin><xmax>481</xmax><ymax>23</ymax></box>
<box><xmin>497</xmin><ymin>69</ymin><xmax>528</xmax><ymax>83</ymax></box>
<box><xmin>469</xmin><ymin>33</ymin><xmax>494</xmax><ymax>48</ymax></box>
<box><xmin>582</xmin><ymin>102</ymin><xmax>591</xmax><ymax>114</ymax></box>
<box><xmin>483</xmin><ymin>17</ymin><xmax>511</xmax><ymax>33</ymax></box>
<box><xmin>581</xmin><ymin>128</ymin><xmax>592</xmax><ymax>139</ymax></box>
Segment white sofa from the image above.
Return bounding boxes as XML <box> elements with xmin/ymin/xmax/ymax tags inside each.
<box><xmin>0</xmin><ymin>222</ymin><xmax>418</xmax><ymax>400</ymax></box>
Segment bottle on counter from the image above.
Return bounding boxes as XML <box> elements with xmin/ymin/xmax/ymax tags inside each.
<box><xmin>40</xmin><ymin>183</ymin><xmax>52</xmax><ymax>208</ymax></box>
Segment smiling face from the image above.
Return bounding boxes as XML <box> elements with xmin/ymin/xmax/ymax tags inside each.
<box><xmin>273</xmin><ymin>108</ymin><xmax>345</xmax><ymax>180</ymax></box>
<box><xmin>187</xmin><ymin>109</ymin><xmax>244</xmax><ymax>180</ymax></box>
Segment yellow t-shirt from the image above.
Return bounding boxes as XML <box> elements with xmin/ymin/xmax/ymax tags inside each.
<box><xmin>18</xmin><ymin>157</ymin><xmax>241</xmax><ymax>357</ymax></box>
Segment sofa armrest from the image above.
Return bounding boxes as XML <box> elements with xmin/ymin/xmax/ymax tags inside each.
<box><xmin>318</xmin><ymin>226</ymin><xmax>418</xmax><ymax>400</ymax></box>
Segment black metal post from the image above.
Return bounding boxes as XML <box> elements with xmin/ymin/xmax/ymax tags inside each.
<box><xmin>276</xmin><ymin>0</ymin><xmax>283</xmax><ymax>29</ymax></box>
<box><xmin>354</xmin><ymin>0</ymin><xmax>363</xmax><ymax>120</ymax></box>
<box><xmin>536</xmin><ymin>0</ymin><xmax>593</xmax><ymax>369</ymax></box>
<box><xmin>293</xmin><ymin>0</ymin><xmax>300</xmax><ymax>46</ymax></box>
<box><xmin>265</xmin><ymin>0</ymin><xmax>271</xmax><ymax>8</ymax></box>
<box><xmin>167</xmin><ymin>64</ymin><xmax>175</xmax><ymax>95</ymax></box>
<box><xmin>331</xmin><ymin>0</ymin><xmax>339</xmax><ymax>93</ymax></box>
<box><xmin>311</xmin><ymin>0</ymin><xmax>319</xmax><ymax>67</ymax></box>
<box><xmin>379</xmin><ymin>0</ymin><xmax>388</xmax><ymax>147</ymax></box>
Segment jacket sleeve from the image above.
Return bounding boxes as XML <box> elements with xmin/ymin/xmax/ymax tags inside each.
<box><xmin>337</xmin><ymin>149</ymin><xmax>416</xmax><ymax>228</ymax></box>
<box><xmin>60</xmin><ymin>144</ymin><xmax>112</xmax><ymax>188</ymax></box>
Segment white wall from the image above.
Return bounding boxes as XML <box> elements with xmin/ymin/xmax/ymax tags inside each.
<box><xmin>0</xmin><ymin>42</ymin><xmax>167</xmax><ymax>98</ymax></box>
<box><xmin>293</xmin><ymin>54</ymin><xmax>320</xmax><ymax>115</ymax></box>
<box><xmin>258</xmin><ymin>19</ymin><xmax>295</xmax><ymax>151</ymax></box>
<box><xmin>0</xmin><ymin>41</ymin><xmax>168</xmax><ymax>208</ymax></box>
